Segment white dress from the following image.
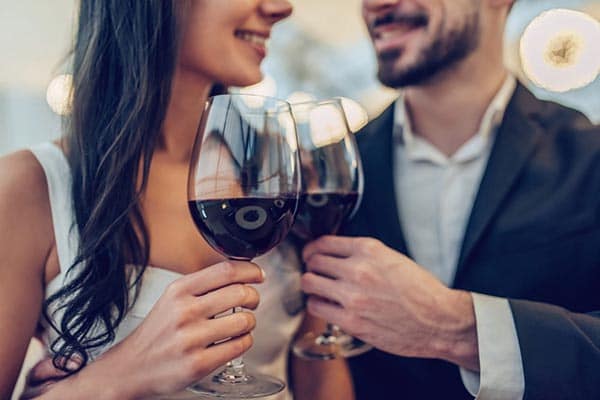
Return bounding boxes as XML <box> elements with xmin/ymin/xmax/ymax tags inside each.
<box><xmin>30</xmin><ymin>142</ymin><xmax>305</xmax><ymax>399</ymax></box>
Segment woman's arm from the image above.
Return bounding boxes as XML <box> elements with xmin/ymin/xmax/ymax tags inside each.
<box><xmin>0</xmin><ymin>151</ymin><xmax>54</xmax><ymax>399</ymax></box>
<box><xmin>290</xmin><ymin>314</ymin><xmax>355</xmax><ymax>400</ymax></box>
<box><xmin>17</xmin><ymin>259</ymin><xmax>265</xmax><ymax>400</ymax></box>
<box><xmin>20</xmin><ymin>260</ymin><xmax>264</xmax><ymax>400</ymax></box>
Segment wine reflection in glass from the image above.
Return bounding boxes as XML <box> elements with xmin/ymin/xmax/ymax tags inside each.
<box><xmin>187</xmin><ymin>94</ymin><xmax>301</xmax><ymax>398</ymax></box>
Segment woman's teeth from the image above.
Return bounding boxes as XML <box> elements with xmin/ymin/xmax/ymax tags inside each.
<box><xmin>235</xmin><ymin>31</ymin><xmax>267</xmax><ymax>47</ymax></box>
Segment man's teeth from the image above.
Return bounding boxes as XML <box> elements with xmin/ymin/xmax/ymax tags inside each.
<box><xmin>380</xmin><ymin>31</ymin><xmax>401</xmax><ymax>40</ymax></box>
<box><xmin>378</xmin><ymin>24</ymin><xmax>422</xmax><ymax>39</ymax></box>
<box><xmin>236</xmin><ymin>32</ymin><xmax>267</xmax><ymax>46</ymax></box>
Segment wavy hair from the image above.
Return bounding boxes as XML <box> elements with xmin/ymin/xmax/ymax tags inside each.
<box><xmin>45</xmin><ymin>0</ymin><xmax>187</xmax><ymax>371</ymax></box>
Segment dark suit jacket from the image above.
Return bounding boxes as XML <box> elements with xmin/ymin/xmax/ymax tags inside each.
<box><xmin>343</xmin><ymin>84</ymin><xmax>600</xmax><ymax>400</ymax></box>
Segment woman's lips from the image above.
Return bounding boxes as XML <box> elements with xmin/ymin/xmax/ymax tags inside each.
<box><xmin>235</xmin><ymin>30</ymin><xmax>270</xmax><ymax>58</ymax></box>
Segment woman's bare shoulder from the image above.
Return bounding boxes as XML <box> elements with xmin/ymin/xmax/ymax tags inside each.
<box><xmin>0</xmin><ymin>149</ymin><xmax>52</xmax><ymax>208</ymax></box>
<box><xmin>0</xmin><ymin>149</ymin><xmax>54</xmax><ymax>399</ymax></box>
<box><xmin>0</xmin><ymin>149</ymin><xmax>54</xmax><ymax>265</ymax></box>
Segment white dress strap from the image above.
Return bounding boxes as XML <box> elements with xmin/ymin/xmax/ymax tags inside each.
<box><xmin>29</xmin><ymin>142</ymin><xmax>79</xmax><ymax>277</ymax></box>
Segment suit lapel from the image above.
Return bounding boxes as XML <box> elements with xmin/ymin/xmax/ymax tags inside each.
<box><xmin>357</xmin><ymin>105</ymin><xmax>409</xmax><ymax>255</ymax></box>
<box><xmin>455</xmin><ymin>84</ymin><xmax>546</xmax><ymax>280</ymax></box>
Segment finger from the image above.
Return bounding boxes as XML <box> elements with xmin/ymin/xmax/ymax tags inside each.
<box><xmin>301</xmin><ymin>272</ymin><xmax>346</xmax><ymax>305</ymax></box>
<box><xmin>195</xmin><ymin>311</ymin><xmax>257</xmax><ymax>347</ymax></box>
<box><xmin>174</xmin><ymin>261</ymin><xmax>265</xmax><ymax>296</ymax></box>
<box><xmin>304</xmin><ymin>253</ymin><xmax>347</xmax><ymax>279</ymax></box>
<box><xmin>190</xmin><ymin>334</ymin><xmax>254</xmax><ymax>380</ymax></box>
<box><xmin>197</xmin><ymin>284</ymin><xmax>260</xmax><ymax>317</ymax></box>
<box><xmin>302</xmin><ymin>235</ymin><xmax>356</xmax><ymax>261</ymax></box>
<box><xmin>25</xmin><ymin>358</ymin><xmax>69</xmax><ymax>385</ymax></box>
<box><xmin>305</xmin><ymin>296</ymin><xmax>348</xmax><ymax>327</ymax></box>
<box><xmin>20</xmin><ymin>381</ymin><xmax>56</xmax><ymax>400</ymax></box>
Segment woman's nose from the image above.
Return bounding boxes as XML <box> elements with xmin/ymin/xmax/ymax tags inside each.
<box><xmin>260</xmin><ymin>0</ymin><xmax>293</xmax><ymax>24</ymax></box>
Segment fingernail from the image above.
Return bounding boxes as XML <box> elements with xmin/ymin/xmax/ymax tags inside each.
<box><xmin>66</xmin><ymin>359</ymin><xmax>80</xmax><ymax>370</ymax></box>
<box><xmin>260</xmin><ymin>267</ymin><xmax>266</xmax><ymax>280</ymax></box>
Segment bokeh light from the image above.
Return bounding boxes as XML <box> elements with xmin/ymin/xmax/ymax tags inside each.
<box><xmin>337</xmin><ymin>97</ymin><xmax>369</xmax><ymax>133</ymax></box>
<box><xmin>286</xmin><ymin>91</ymin><xmax>317</xmax><ymax>105</ymax></box>
<box><xmin>237</xmin><ymin>75</ymin><xmax>277</xmax><ymax>97</ymax></box>
<box><xmin>46</xmin><ymin>74</ymin><xmax>73</xmax><ymax>115</ymax></box>
<box><xmin>520</xmin><ymin>9</ymin><xmax>600</xmax><ymax>92</ymax></box>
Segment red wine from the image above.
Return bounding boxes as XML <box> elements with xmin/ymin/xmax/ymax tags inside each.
<box><xmin>188</xmin><ymin>197</ymin><xmax>297</xmax><ymax>260</ymax></box>
<box><xmin>292</xmin><ymin>192</ymin><xmax>358</xmax><ymax>240</ymax></box>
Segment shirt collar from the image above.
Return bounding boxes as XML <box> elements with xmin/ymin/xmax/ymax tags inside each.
<box><xmin>394</xmin><ymin>75</ymin><xmax>517</xmax><ymax>163</ymax></box>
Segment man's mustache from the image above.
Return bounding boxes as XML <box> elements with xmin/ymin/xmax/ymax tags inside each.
<box><xmin>371</xmin><ymin>12</ymin><xmax>429</xmax><ymax>31</ymax></box>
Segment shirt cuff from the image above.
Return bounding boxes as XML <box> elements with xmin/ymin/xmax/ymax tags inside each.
<box><xmin>459</xmin><ymin>293</ymin><xmax>525</xmax><ymax>400</ymax></box>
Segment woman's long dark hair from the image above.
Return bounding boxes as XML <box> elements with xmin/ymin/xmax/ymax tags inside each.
<box><xmin>44</xmin><ymin>0</ymin><xmax>187</xmax><ymax>371</ymax></box>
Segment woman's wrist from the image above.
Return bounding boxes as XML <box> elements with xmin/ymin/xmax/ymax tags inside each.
<box><xmin>75</xmin><ymin>359</ymin><xmax>139</xmax><ymax>400</ymax></box>
<box><xmin>42</xmin><ymin>347</ymin><xmax>146</xmax><ymax>400</ymax></box>
<box><xmin>82</xmin><ymin>342</ymin><xmax>152</xmax><ymax>400</ymax></box>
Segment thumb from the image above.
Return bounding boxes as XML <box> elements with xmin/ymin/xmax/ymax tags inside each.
<box><xmin>25</xmin><ymin>357</ymin><xmax>75</xmax><ymax>385</ymax></box>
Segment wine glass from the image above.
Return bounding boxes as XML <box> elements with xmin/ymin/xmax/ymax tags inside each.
<box><xmin>187</xmin><ymin>94</ymin><xmax>301</xmax><ymax>398</ymax></box>
<box><xmin>290</xmin><ymin>98</ymin><xmax>371</xmax><ymax>360</ymax></box>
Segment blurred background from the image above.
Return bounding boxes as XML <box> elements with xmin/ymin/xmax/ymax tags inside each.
<box><xmin>0</xmin><ymin>0</ymin><xmax>599</xmax><ymax>156</ymax></box>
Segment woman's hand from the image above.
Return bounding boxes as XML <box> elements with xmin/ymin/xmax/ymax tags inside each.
<box><xmin>118</xmin><ymin>260</ymin><xmax>264</xmax><ymax>398</ymax></box>
<box><xmin>19</xmin><ymin>357</ymin><xmax>72</xmax><ymax>399</ymax></box>
<box><xmin>23</xmin><ymin>260</ymin><xmax>264</xmax><ymax>400</ymax></box>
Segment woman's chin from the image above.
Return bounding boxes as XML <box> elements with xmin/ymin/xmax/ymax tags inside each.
<box><xmin>233</xmin><ymin>76</ymin><xmax>264</xmax><ymax>89</ymax></box>
<box><xmin>223</xmin><ymin>67</ymin><xmax>264</xmax><ymax>88</ymax></box>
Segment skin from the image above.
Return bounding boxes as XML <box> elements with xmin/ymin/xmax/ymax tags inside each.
<box><xmin>364</xmin><ymin>0</ymin><xmax>512</xmax><ymax>155</ymax></box>
<box><xmin>302</xmin><ymin>237</ymin><xmax>478</xmax><ymax>370</ymax></box>
<box><xmin>302</xmin><ymin>0</ymin><xmax>514</xmax><ymax>372</ymax></box>
<box><xmin>1</xmin><ymin>1</ymin><xmax>350</xmax><ymax>399</ymax></box>
<box><xmin>291</xmin><ymin>317</ymin><xmax>355</xmax><ymax>400</ymax></box>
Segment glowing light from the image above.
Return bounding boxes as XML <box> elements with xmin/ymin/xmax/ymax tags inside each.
<box><xmin>277</xmin><ymin>111</ymin><xmax>299</xmax><ymax>153</ymax></box>
<box><xmin>337</xmin><ymin>97</ymin><xmax>369</xmax><ymax>133</ymax></box>
<box><xmin>286</xmin><ymin>92</ymin><xmax>317</xmax><ymax>104</ymax></box>
<box><xmin>236</xmin><ymin>75</ymin><xmax>278</xmax><ymax>107</ymax></box>
<box><xmin>520</xmin><ymin>9</ymin><xmax>600</xmax><ymax>92</ymax></box>
<box><xmin>309</xmin><ymin>103</ymin><xmax>348</xmax><ymax>148</ymax></box>
<box><xmin>46</xmin><ymin>74</ymin><xmax>73</xmax><ymax>115</ymax></box>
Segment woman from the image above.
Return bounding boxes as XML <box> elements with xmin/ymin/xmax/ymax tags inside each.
<box><xmin>0</xmin><ymin>1</ymin><xmax>353</xmax><ymax>399</ymax></box>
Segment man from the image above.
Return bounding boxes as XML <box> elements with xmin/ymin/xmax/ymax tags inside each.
<box><xmin>301</xmin><ymin>0</ymin><xmax>600</xmax><ymax>399</ymax></box>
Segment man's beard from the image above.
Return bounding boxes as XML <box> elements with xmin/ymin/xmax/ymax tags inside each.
<box><xmin>377</xmin><ymin>10</ymin><xmax>481</xmax><ymax>88</ymax></box>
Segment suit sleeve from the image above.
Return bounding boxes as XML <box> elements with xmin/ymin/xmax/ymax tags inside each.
<box><xmin>509</xmin><ymin>299</ymin><xmax>600</xmax><ymax>400</ymax></box>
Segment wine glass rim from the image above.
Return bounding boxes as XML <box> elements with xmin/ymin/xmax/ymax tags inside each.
<box><xmin>289</xmin><ymin>98</ymin><xmax>342</xmax><ymax>107</ymax></box>
<box><xmin>208</xmin><ymin>93</ymin><xmax>292</xmax><ymax>109</ymax></box>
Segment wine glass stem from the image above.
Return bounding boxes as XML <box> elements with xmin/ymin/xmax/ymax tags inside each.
<box><xmin>324</xmin><ymin>323</ymin><xmax>341</xmax><ymax>339</ymax></box>
<box><xmin>215</xmin><ymin>307</ymin><xmax>252</xmax><ymax>384</ymax></box>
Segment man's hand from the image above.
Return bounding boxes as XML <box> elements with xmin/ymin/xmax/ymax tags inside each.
<box><xmin>302</xmin><ymin>236</ymin><xmax>480</xmax><ymax>371</ymax></box>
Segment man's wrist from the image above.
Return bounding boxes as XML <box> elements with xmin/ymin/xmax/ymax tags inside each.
<box><xmin>430</xmin><ymin>289</ymin><xmax>479</xmax><ymax>371</ymax></box>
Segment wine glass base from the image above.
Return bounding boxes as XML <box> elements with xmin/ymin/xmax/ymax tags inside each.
<box><xmin>292</xmin><ymin>332</ymin><xmax>341</xmax><ymax>361</ymax></box>
<box><xmin>187</xmin><ymin>370</ymin><xmax>285</xmax><ymax>399</ymax></box>
<box><xmin>336</xmin><ymin>334</ymin><xmax>373</xmax><ymax>358</ymax></box>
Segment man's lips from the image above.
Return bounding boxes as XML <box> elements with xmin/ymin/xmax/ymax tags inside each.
<box><xmin>371</xmin><ymin>14</ymin><xmax>429</xmax><ymax>53</ymax></box>
<box><xmin>375</xmin><ymin>23</ymin><xmax>423</xmax><ymax>39</ymax></box>
<box><xmin>371</xmin><ymin>12</ymin><xmax>429</xmax><ymax>31</ymax></box>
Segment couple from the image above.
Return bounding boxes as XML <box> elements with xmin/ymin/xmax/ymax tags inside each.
<box><xmin>1</xmin><ymin>1</ymin><xmax>599</xmax><ymax>400</ymax></box>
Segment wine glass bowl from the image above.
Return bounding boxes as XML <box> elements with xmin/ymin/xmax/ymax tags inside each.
<box><xmin>290</xmin><ymin>98</ymin><xmax>371</xmax><ymax>360</ymax></box>
<box><xmin>187</xmin><ymin>94</ymin><xmax>301</xmax><ymax>398</ymax></box>
<box><xmin>290</xmin><ymin>99</ymin><xmax>362</xmax><ymax>241</ymax></box>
